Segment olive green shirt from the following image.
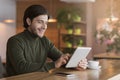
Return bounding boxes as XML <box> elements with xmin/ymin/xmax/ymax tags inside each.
<box><xmin>6</xmin><ymin>30</ymin><xmax>62</xmax><ymax>76</ymax></box>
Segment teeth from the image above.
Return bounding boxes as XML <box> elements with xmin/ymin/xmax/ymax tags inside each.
<box><xmin>38</xmin><ymin>29</ymin><xmax>44</xmax><ymax>33</ymax></box>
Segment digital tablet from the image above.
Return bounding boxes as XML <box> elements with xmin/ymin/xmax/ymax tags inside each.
<box><xmin>65</xmin><ymin>47</ymin><xmax>91</xmax><ymax>68</ymax></box>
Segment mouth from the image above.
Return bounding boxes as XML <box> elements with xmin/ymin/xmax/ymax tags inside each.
<box><xmin>37</xmin><ymin>28</ymin><xmax>45</xmax><ymax>34</ymax></box>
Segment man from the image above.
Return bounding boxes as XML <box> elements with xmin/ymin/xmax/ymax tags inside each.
<box><xmin>6</xmin><ymin>5</ymin><xmax>88</xmax><ymax>76</ymax></box>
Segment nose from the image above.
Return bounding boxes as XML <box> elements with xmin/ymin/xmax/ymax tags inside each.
<box><xmin>41</xmin><ymin>23</ymin><xmax>47</xmax><ymax>30</ymax></box>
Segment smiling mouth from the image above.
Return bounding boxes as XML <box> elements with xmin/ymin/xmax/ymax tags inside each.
<box><xmin>38</xmin><ymin>28</ymin><xmax>45</xmax><ymax>34</ymax></box>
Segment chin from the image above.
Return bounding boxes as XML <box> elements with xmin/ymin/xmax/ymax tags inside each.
<box><xmin>39</xmin><ymin>36</ymin><xmax>43</xmax><ymax>38</ymax></box>
<box><xmin>37</xmin><ymin>32</ymin><xmax>44</xmax><ymax>37</ymax></box>
<box><xmin>38</xmin><ymin>34</ymin><xmax>44</xmax><ymax>38</ymax></box>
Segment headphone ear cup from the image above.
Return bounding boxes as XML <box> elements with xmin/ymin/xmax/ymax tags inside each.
<box><xmin>26</xmin><ymin>18</ymin><xmax>31</xmax><ymax>25</ymax></box>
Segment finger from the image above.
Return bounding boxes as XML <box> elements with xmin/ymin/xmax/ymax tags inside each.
<box><xmin>62</xmin><ymin>59</ymin><xmax>67</xmax><ymax>65</ymax></box>
<box><xmin>79</xmin><ymin>65</ymin><xmax>87</xmax><ymax>69</ymax></box>
<box><xmin>62</xmin><ymin>54</ymin><xmax>70</xmax><ymax>61</ymax></box>
<box><xmin>65</xmin><ymin>54</ymin><xmax>71</xmax><ymax>59</ymax></box>
<box><xmin>81</xmin><ymin>58</ymin><xmax>87</xmax><ymax>62</ymax></box>
<box><xmin>77</xmin><ymin>65</ymin><xmax>86</xmax><ymax>69</ymax></box>
<box><xmin>78</xmin><ymin>62</ymin><xmax>88</xmax><ymax>68</ymax></box>
<box><xmin>66</xmin><ymin>53</ymin><xmax>71</xmax><ymax>57</ymax></box>
<box><xmin>79</xmin><ymin>61</ymin><xmax>88</xmax><ymax>65</ymax></box>
<box><xmin>78</xmin><ymin>63</ymin><xmax>87</xmax><ymax>66</ymax></box>
<box><xmin>80</xmin><ymin>64</ymin><xmax>88</xmax><ymax>67</ymax></box>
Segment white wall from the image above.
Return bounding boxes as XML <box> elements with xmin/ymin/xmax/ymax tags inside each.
<box><xmin>0</xmin><ymin>0</ymin><xmax>16</xmax><ymax>61</ymax></box>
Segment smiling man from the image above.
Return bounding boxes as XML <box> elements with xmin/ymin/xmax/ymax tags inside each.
<box><xmin>6</xmin><ymin>5</ymin><xmax>88</xmax><ymax>77</ymax></box>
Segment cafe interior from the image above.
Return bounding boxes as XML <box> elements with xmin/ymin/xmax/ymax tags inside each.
<box><xmin>0</xmin><ymin>0</ymin><xmax>120</xmax><ymax>80</ymax></box>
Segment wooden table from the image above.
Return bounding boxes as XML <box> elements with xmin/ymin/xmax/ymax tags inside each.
<box><xmin>94</xmin><ymin>53</ymin><xmax>120</xmax><ymax>59</ymax></box>
<box><xmin>0</xmin><ymin>59</ymin><xmax>120</xmax><ymax>80</ymax></box>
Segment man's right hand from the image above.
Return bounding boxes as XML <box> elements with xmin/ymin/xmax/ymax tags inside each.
<box><xmin>55</xmin><ymin>53</ymin><xmax>70</xmax><ymax>68</ymax></box>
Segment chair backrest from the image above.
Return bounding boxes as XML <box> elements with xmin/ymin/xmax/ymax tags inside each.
<box><xmin>0</xmin><ymin>56</ymin><xmax>6</xmax><ymax>78</ymax></box>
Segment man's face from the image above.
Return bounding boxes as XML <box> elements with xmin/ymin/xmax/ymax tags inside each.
<box><xmin>27</xmin><ymin>15</ymin><xmax>48</xmax><ymax>38</ymax></box>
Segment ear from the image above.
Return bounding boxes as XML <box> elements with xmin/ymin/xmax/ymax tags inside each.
<box><xmin>26</xmin><ymin>18</ymin><xmax>31</xmax><ymax>26</ymax></box>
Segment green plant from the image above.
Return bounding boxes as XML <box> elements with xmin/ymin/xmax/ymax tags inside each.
<box><xmin>62</xmin><ymin>35</ymin><xmax>73</xmax><ymax>43</ymax></box>
<box><xmin>62</xmin><ymin>35</ymin><xmax>83</xmax><ymax>47</ymax></box>
<box><xmin>56</xmin><ymin>7</ymin><xmax>81</xmax><ymax>29</ymax></box>
<box><xmin>56</xmin><ymin>7</ymin><xmax>83</xmax><ymax>53</ymax></box>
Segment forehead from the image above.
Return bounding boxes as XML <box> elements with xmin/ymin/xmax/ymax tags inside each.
<box><xmin>34</xmin><ymin>15</ymin><xmax>48</xmax><ymax>21</ymax></box>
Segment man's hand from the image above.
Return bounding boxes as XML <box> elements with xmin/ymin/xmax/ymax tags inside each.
<box><xmin>76</xmin><ymin>58</ymin><xmax>88</xmax><ymax>70</ymax></box>
<box><xmin>55</xmin><ymin>53</ymin><xmax>70</xmax><ymax>68</ymax></box>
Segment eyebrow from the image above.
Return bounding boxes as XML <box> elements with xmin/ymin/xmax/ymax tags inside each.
<box><xmin>36</xmin><ymin>19</ymin><xmax>48</xmax><ymax>23</ymax></box>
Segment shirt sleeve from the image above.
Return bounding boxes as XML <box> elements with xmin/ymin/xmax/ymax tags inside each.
<box><xmin>45</xmin><ymin>38</ymin><xmax>63</xmax><ymax>61</ymax></box>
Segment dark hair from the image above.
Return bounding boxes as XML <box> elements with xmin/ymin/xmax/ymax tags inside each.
<box><xmin>23</xmin><ymin>5</ymin><xmax>50</xmax><ymax>28</ymax></box>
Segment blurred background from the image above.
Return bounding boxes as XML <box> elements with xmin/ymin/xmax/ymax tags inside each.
<box><xmin>1</xmin><ymin>0</ymin><xmax>120</xmax><ymax>62</ymax></box>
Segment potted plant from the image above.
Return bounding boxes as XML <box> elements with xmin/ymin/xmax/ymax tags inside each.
<box><xmin>56</xmin><ymin>7</ymin><xmax>82</xmax><ymax>53</ymax></box>
<box><xmin>56</xmin><ymin>7</ymin><xmax>82</xmax><ymax>30</ymax></box>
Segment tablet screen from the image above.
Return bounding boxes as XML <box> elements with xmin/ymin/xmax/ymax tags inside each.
<box><xmin>65</xmin><ymin>47</ymin><xmax>91</xmax><ymax>68</ymax></box>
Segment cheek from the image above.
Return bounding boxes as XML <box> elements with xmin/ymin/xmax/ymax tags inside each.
<box><xmin>28</xmin><ymin>25</ymin><xmax>37</xmax><ymax>32</ymax></box>
<box><xmin>35</xmin><ymin>24</ymin><xmax>43</xmax><ymax>28</ymax></box>
<box><xmin>30</xmin><ymin>25</ymin><xmax>36</xmax><ymax>30</ymax></box>
<box><xmin>31</xmin><ymin>24</ymin><xmax>39</xmax><ymax>29</ymax></box>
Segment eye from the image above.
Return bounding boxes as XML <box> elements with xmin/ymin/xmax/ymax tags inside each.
<box><xmin>37</xmin><ymin>20</ymin><xmax>48</xmax><ymax>25</ymax></box>
<box><xmin>38</xmin><ymin>20</ymin><xmax>43</xmax><ymax>24</ymax></box>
